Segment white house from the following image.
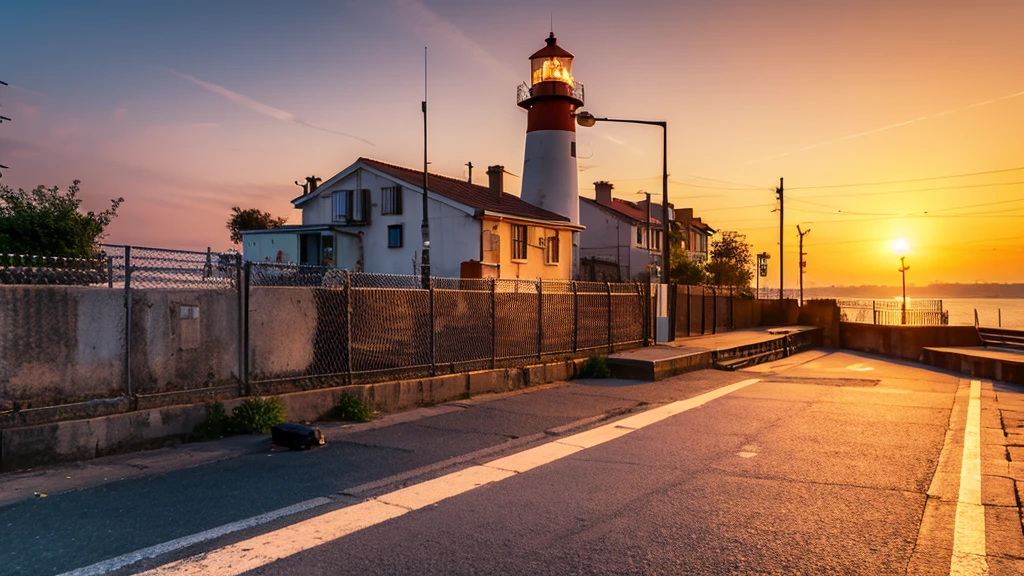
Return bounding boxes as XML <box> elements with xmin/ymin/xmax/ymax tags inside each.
<box><xmin>242</xmin><ymin>158</ymin><xmax>582</xmax><ymax>279</ymax></box>
<box><xmin>578</xmin><ymin>181</ymin><xmax>716</xmax><ymax>281</ymax></box>
<box><xmin>579</xmin><ymin>181</ymin><xmax>664</xmax><ymax>281</ymax></box>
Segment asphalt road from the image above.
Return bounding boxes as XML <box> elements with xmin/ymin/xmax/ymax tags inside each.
<box><xmin>3</xmin><ymin>349</ymin><xmax>1020</xmax><ymax>575</ymax></box>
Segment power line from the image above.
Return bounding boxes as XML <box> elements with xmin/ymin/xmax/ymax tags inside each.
<box><xmin>788</xmin><ymin>165</ymin><xmax>1024</xmax><ymax>190</ymax></box>
<box><xmin>792</xmin><ymin>179</ymin><xmax>1024</xmax><ymax>199</ymax></box>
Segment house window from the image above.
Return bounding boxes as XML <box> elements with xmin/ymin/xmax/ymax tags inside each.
<box><xmin>545</xmin><ymin>234</ymin><xmax>560</xmax><ymax>264</ymax></box>
<box><xmin>333</xmin><ymin>190</ymin><xmax>371</xmax><ymax>223</ymax></box>
<box><xmin>636</xmin><ymin>226</ymin><xmax>643</xmax><ymax>246</ymax></box>
<box><xmin>381</xmin><ymin>186</ymin><xmax>402</xmax><ymax>215</ymax></box>
<box><xmin>655</xmin><ymin>231</ymin><xmax>662</xmax><ymax>251</ymax></box>
<box><xmin>388</xmin><ymin>225</ymin><xmax>403</xmax><ymax>248</ymax></box>
<box><xmin>332</xmin><ymin>191</ymin><xmax>348</xmax><ymax>222</ymax></box>
<box><xmin>511</xmin><ymin>224</ymin><xmax>528</xmax><ymax>260</ymax></box>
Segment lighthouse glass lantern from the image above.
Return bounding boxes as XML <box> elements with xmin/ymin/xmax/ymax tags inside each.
<box><xmin>530</xmin><ymin>33</ymin><xmax>575</xmax><ymax>86</ymax></box>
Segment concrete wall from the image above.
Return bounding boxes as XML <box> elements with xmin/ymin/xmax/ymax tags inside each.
<box><xmin>129</xmin><ymin>289</ymin><xmax>240</xmax><ymax>395</ymax></box>
<box><xmin>0</xmin><ymin>286</ymin><xmax>125</xmax><ymax>408</ymax></box>
<box><xmin>840</xmin><ymin>323</ymin><xmax>983</xmax><ymax>361</ymax></box>
<box><xmin>0</xmin><ymin>286</ymin><xmax>240</xmax><ymax>410</ymax></box>
<box><xmin>798</xmin><ymin>299</ymin><xmax>842</xmax><ymax>347</ymax></box>
<box><xmin>247</xmin><ymin>286</ymin><xmax>317</xmax><ymax>381</ymax></box>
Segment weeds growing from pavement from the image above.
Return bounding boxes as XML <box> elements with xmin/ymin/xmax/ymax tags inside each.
<box><xmin>334</xmin><ymin>393</ymin><xmax>374</xmax><ymax>422</ymax></box>
<box><xmin>579</xmin><ymin>355</ymin><xmax>611</xmax><ymax>378</ymax></box>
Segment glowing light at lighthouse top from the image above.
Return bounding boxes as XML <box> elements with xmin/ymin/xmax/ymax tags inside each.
<box><xmin>529</xmin><ymin>33</ymin><xmax>575</xmax><ymax>86</ymax></box>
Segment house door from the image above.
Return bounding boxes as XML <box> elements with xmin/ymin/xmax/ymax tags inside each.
<box><xmin>299</xmin><ymin>234</ymin><xmax>321</xmax><ymax>265</ymax></box>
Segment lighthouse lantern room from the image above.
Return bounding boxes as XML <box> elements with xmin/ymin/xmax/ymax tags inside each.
<box><xmin>518</xmin><ymin>32</ymin><xmax>584</xmax><ymax>275</ymax></box>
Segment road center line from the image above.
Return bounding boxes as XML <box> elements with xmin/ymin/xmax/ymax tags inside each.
<box><xmin>111</xmin><ymin>378</ymin><xmax>761</xmax><ymax>576</ymax></box>
<box><xmin>950</xmin><ymin>379</ymin><xmax>988</xmax><ymax>576</ymax></box>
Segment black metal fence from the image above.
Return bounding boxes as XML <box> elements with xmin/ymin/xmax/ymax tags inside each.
<box><xmin>246</xmin><ymin>263</ymin><xmax>648</xmax><ymax>385</ymax></box>
<box><xmin>837</xmin><ymin>299</ymin><xmax>948</xmax><ymax>326</ymax></box>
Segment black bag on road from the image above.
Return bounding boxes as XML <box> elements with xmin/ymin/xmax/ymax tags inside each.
<box><xmin>271</xmin><ymin>422</ymin><xmax>326</xmax><ymax>450</ymax></box>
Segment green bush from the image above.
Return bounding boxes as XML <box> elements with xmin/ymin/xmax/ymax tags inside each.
<box><xmin>334</xmin><ymin>393</ymin><xmax>374</xmax><ymax>423</ymax></box>
<box><xmin>579</xmin><ymin>355</ymin><xmax>611</xmax><ymax>378</ymax></box>
<box><xmin>229</xmin><ymin>397</ymin><xmax>286</xmax><ymax>434</ymax></box>
<box><xmin>192</xmin><ymin>401</ymin><xmax>229</xmax><ymax>441</ymax></box>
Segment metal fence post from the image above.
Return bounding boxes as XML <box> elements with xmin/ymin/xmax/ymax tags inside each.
<box><xmin>641</xmin><ymin>282</ymin><xmax>649</xmax><ymax>346</ymax></box>
<box><xmin>712</xmin><ymin>287</ymin><xmax>718</xmax><ymax>335</ymax></box>
<box><xmin>729</xmin><ymin>286</ymin><xmax>735</xmax><ymax>329</ymax></box>
<box><xmin>242</xmin><ymin>260</ymin><xmax>251</xmax><ymax>395</ymax></box>
<box><xmin>345</xmin><ymin>269</ymin><xmax>353</xmax><ymax>384</ymax></box>
<box><xmin>123</xmin><ymin>245</ymin><xmax>133</xmax><ymax>397</ymax></box>
<box><xmin>872</xmin><ymin>300</ymin><xmax>877</xmax><ymax>325</ymax></box>
<box><xmin>701</xmin><ymin>286</ymin><xmax>707</xmax><ymax>335</ymax></box>
<box><xmin>537</xmin><ymin>278</ymin><xmax>544</xmax><ymax>361</ymax></box>
<box><xmin>572</xmin><ymin>281</ymin><xmax>579</xmax><ymax>353</ymax></box>
<box><xmin>491</xmin><ymin>278</ymin><xmax>497</xmax><ymax>368</ymax></box>
<box><xmin>686</xmin><ymin>285</ymin><xmax>691</xmax><ymax>337</ymax></box>
<box><xmin>606</xmin><ymin>281</ymin><xmax>613</xmax><ymax>352</ymax></box>
<box><xmin>107</xmin><ymin>255</ymin><xmax>113</xmax><ymax>288</ymax></box>
<box><xmin>429</xmin><ymin>277</ymin><xmax>436</xmax><ymax>376</ymax></box>
<box><xmin>204</xmin><ymin>247</ymin><xmax>212</xmax><ymax>279</ymax></box>
<box><xmin>236</xmin><ymin>255</ymin><xmax>246</xmax><ymax>395</ymax></box>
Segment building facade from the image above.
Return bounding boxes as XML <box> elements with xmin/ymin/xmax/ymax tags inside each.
<box><xmin>241</xmin><ymin>158</ymin><xmax>580</xmax><ymax>280</ymax></box>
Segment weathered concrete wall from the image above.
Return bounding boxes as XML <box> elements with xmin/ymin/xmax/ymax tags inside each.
<box><xmin>840</xmin><ymin>322</ymin><xmax>983</xmax><ymax>361</ymax></box>
<box><xmin>0</xmin><ymin>286</ymin><xmax>126</xmax><ymax>408</ymax></box>
<box><xmin>798</xmin><ymin>300</ymin><xmax>842</xmax><ymax>347</ymax></box>
<box><xmin>130</xmin><ymin>289</ymin><xmax>240</xmax><ymax>395</ymax></box>
<box><xmin>0</xmin><ymin>356</ymin><xmax>589</xmax><ymax>471</ymax></box>
<box><xmin>247</xmin><ymin>287</ymin><xmax>317</xmax><ymax>380</ymax></box>
<box><xmin>0</xmin><ymin>286</ymin><xmax>241</xmax><ymax>410</ymax></box>
<box><xmin>732</xmin><ymin>298</ymin><xmax>800</xmax><ymax>329</ymax></box>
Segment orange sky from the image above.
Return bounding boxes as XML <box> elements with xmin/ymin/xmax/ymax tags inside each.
<box><xmin>1</xmin><ymin>0</ymin><xmax>1022</xmax><ymax>287</ymax></box>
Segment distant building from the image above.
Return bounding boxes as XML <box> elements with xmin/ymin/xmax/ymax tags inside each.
<box><xmin>578</xmin><ymin>181</ymin><xmax>715</xmax><ymax>281</ymax></box>
<box><xmin>579</xmin><ymin>181</ymin><xmax>664</xmax><ymax>281</ymax></box>
<box><xmin>241</xmin><ymin>158</ymin><xmax>581</xmax><ymax>280</ymax></box>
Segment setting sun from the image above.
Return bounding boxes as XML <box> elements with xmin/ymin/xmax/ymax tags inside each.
<box><xmin>891</xmin><ymin>238</ymin><xmax>911</xmax><ymax>256</ymax></box>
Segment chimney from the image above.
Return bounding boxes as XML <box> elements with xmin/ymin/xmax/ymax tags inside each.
<box><xmin>677</xmin><ymin>207</ymin><xmax>693</xmax><ymax>222</ymax></box>
<box><xmin>594</xmin><ymin>181</ymin><xmax>613</xmax><ymax>206</ymax></box>
<box><xmin>305</xmin><ymin>175</ymin><xmax>322</xmax><ymax>195</ymax></box>
<box><xmin>487</xmin><ymin>165</ymin><xmax>504</xmax><ymax>200</ymax></box>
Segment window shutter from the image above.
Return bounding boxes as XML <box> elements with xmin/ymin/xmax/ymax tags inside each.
<box><xmin>363</xmin><ymin>189</ymin><xmax>372</xmax><ymax>223</ymax></box>
<box><xmin>396</xmin><ymin>186</ymin><xmax>403</xmax><ymax>215</ymax></box>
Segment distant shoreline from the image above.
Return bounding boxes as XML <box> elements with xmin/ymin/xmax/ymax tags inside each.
<box><xmin>802</xmin><ymin>284</ymin><xmax>1024</xmax><ymax>299</ymax></box>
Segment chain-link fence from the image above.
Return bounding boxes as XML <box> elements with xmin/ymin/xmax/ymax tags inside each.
<box><xmin>837</xmin><ymin>299</ymin><xmax>948</xmax><ymax>326</ymax></box>
<box><xmin>671</xmin><ymin>285</ymin><xmax>737</xmax><ymax>336</ymax></box>
<box><xmin>247</xmin><ymin>264</ymin><xmax>648</xmax><ymax>385</ymax></box>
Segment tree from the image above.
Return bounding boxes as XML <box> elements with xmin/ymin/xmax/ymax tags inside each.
<box><xmin>0</xmin><ymin>180</ymin><xmax>123</xmax><ymax>257</ymax></box>
<box><xmin>666</xmin><ymin>225</ymin><xmax>707</xmax><ymax>285</ymax></box>
<box><xmin>227</xmin><ymin>206</ymin><xmax>288</xmax><ymax>244</ymax></box>
<box><xmin>704</xmin><ymin>230</ymin><xmax>753</xmax><ymax>294</ymax></box>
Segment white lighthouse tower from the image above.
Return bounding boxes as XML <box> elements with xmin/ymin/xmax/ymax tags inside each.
<box><xmin>517</xmin><ymin>33</ymin><xmax>584</xmax><ymax>274</ymax></box>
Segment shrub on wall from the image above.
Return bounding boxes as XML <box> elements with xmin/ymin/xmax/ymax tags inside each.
<box><xmin>229</xmin><ymin>397</ymin><xmax>286</xmax><ymax>434</ymax></box>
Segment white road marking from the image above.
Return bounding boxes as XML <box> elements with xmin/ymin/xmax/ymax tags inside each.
<box><xmin>115</xmin><ymin>378</ymin><xmax>762</xmax><ymax>576</ymax></box>
<box><xmin>55</xmin><ymin>497</ymin><xmax>333</xmax><ymax>576</ymax></box>
<box><xmin>950</xmin><ymin>380</ymin><xmax>988</xmax><ymax>576</ymax></box>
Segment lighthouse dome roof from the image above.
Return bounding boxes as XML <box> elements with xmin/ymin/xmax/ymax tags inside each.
<box><xmin>528</xmin><ymin>33</ymin><xmax>574</xmax><ymax>60</ymax></box>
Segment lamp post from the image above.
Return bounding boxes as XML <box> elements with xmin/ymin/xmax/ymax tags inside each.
<box><xmin>576</xmin><ymin>111</ymin><xmax>669</xmax><ymax>284</ymax></box>
<box><xmin>899</xmin><ymin>256</ymin><xmax>910</xmax><ymax>325</ymax></box>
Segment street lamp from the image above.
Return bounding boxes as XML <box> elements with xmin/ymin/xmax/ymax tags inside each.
<box><xmin>576</xmin><ymin>111</ymin><xmax>669</xmax><ymax>283</ymax></box>
<box><xmin>892</xmin><ymin>239</ymin><xmax>910</xmax><ymax>325</ymax></box>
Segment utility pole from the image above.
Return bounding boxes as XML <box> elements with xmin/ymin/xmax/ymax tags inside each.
<box><xmin>645</xmin><ymin>192</ymin><xmax>652</xmax><ymax>278</ymax></box>
<box><xmin>420</xmin><ymin>48</ymin><xmax>431</xmax><ymax>288</ymax></box>
<box><xmin>775</xmin><ymin>178</ymin><xmax>784</xmax><ymax>302</ymax></box>
<box><xmin>797</xmin><ymin>225</ymin><xmax>810</xmax><ymax>306</ymax></box>
<box><xmin>0</xmin><ymin>80</ymin><xmax>9</xmax><ymax>178</ymax></box>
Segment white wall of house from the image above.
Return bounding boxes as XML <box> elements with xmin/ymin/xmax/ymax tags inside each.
<box><xmin>578</xmin><ymin>201</ymin><xmax>657</xmax><ymax>280</ymax></box>
<box><xmin>243</xmin><ymin>232</ymin><xmax>300</xmax><ymax>264</ymax></box>
<box><xmin>297</xmin><ymin>167</ymin><xmax>480</xmax><ymax>278</ymax></box>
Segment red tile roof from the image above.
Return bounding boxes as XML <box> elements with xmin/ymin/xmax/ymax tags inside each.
<box><xmin>581</xmin><ymin>197</ymin><xmax>661</xmax><ymax>225</ymax></box>
<box><xmin>359</xmin><ymin>158</ymin><xmax>570</xmax><ymax>223</ymax></box>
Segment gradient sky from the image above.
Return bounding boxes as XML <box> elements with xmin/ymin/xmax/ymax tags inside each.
<box><xmin>2</xmin><ymin>0</ymin><xmax>1023</xmax><ymax>288</ymax></box>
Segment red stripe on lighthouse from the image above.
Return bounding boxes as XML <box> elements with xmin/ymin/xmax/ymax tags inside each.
<box><xmin>527</xmin><ymin>99</ymin><xmax>577</xmax><ymax>133</ymax></box>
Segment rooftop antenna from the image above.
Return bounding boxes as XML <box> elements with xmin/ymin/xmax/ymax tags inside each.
<box><xmin>0</xmin><ymin>80</ymin><xmax>8</xmax><ymax>176</ymax></box>
<box><xmin>420</xmin><ymin>46</ymin><xmax>431</xmax><ymax>288</ymax></box>
<box><xmin>550</xmin><ymin>12</ymin><xmax>553</xmax><ymax>33</ymax></box>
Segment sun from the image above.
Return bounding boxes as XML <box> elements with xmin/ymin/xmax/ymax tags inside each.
<box><xmin>891</xmin><ymin>238</ymin><xmax>910</xmax><ymax>256</ymax></box>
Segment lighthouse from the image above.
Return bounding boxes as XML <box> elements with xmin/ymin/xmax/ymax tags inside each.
<box><xmin>517</xmin><ymin>33</ymin><xmax>584</xmax><ymax>274</ymax></box>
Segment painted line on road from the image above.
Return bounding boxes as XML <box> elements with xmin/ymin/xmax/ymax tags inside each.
<box><xmin>131</xmin><ymin>377</ymin><xmax>761</xmax><ymax>576</ymax></box>
<box><xmin>950</xmin><ymin>379</ymin><xmax>988</xmax><ymax>575</ymax></box>
<box><xmin>55</xmin><ymin>496</ymin><xmax>333</xmax><ymax>576</ymax></box>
